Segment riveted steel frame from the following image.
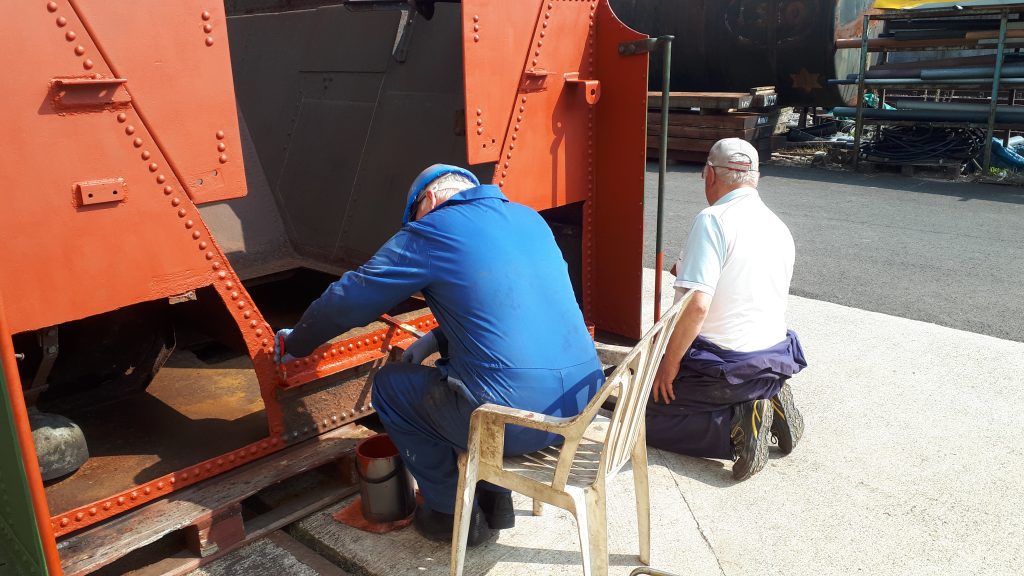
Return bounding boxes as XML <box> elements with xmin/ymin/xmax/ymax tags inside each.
<box><xmin>4</xmin><ymin>0</ymin><xmax>649</xmax><ymax>555</ymax></box>
<box><xmin>0</xmin><ymin>1</ymin><xmax>439</xmax><ymax>542</ymax></box>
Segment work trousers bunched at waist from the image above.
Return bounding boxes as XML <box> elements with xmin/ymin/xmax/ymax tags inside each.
<box><xmin>371</xmin><ymin>359</ymin><xmax>603</xmax><ymax>514</ymax></box>
<box><xmin>646</xmin><ymin>330</ymin><xmax>807</xmax><ymax>460</ymax></box>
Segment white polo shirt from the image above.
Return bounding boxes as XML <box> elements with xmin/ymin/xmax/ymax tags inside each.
<box><xmin>673</xmin><ymin>187</ymin><xmax>794</xmax><ymax>352</ymax></box>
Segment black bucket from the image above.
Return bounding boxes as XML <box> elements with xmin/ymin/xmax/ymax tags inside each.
<box><xmin>355</xmin><ymin>434</ymin><xmax>416</xmax><ymax>523</ymax></box>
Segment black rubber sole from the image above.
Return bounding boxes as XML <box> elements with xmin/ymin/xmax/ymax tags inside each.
<box><xmin>770</xmin><ymin>382</ymin><xmax>804</xmax><ymax>454</ymax></box>
<box><xmin>732</xmin><ymin>399</ymin><xmax>773</xmax><ymax>481</ymax></box>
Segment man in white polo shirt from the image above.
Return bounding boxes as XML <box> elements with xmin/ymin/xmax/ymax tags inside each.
<box><xmin>646</xmin><ymin>138</ymin><xmax>807</xmax><ymax>481</ymax></box>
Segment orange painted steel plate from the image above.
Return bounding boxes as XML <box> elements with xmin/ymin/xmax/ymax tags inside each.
<box><xmin>0</xmin><ymin>1</ymin><xmax>243</xmax><ymax>332</ymax></box>
<box><xmin>484</xmin><ymin>0</ymin><xmax>598</xmax><ymax>212</ymax></box>
<box><xmin>69</xmin><ymin>1</ymin><xmax>246</xmax><ymax>205</ymax></box>
<box><xmin>592</xmin><ymin>1</ymin><xmax>647</xmax><ymax>339</ymax></box>
<box><xmin>462</xmin><ymin>0</ymin><xmax>545</xmax><ymax>165</ymax></box>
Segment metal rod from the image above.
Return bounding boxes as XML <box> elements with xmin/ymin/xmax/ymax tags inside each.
<box><xmin>830</xmin><ymin>77</ymin><xmax>1024</xmax><ymax>86</ymax></box>
<box><xmin>654</xmin><ymin>35</ymin><xmax>673</xmax><ymax>323</ymax></box>
<box><xmin>984</xmin><ymin>11</ymin><xmax>1010</xmax><ymax>174</ymax></box>
<box><xmin>833</xmin><ymin>106</ymin><xmax>1024</xmax><ymax>123</ymax></box>
<box><xmin>854</xmin><ymin>14</ymin><xmax>870</xmax><ymax>170</ymax></box>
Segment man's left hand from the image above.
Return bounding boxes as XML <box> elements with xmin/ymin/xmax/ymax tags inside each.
<box><xmin>651</xmin><ymin>355</ymin><xmax>679</xmax><ymax>404</ymax></box>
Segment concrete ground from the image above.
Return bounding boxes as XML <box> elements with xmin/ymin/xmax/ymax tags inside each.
<box><xmin>198</xmin><ymin>269</ymin><xmax>1023</xmax><ymax>576</ymax></box>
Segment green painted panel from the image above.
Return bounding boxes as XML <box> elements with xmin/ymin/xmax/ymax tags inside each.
<box><xmin>0</xmin><ymin>353</ymin><xmax>48</xmax><ymax>576</ymax></box>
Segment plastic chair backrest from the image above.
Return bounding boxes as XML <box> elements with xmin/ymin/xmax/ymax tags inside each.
<box><xmin>598</xmin><ymin>293</ymin><xmax>690</xmax><ymax>480</ymax></box>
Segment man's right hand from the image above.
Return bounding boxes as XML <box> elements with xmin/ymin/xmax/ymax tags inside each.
<box><xmin>274</xmin><ymin>328</ymin><xmax>296</xmax><ymax>366</ymax></box>
<box><xmin>651</xmin><ymin>354</ymin><xmax>680</xmax><ymax>404</ymax></box>
<box><xmin>401</xmin><ymin>330</ymin><xmax>438</xmax><ymax>364</ymax></box>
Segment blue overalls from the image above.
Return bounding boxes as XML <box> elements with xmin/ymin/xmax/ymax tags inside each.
<box><xmin>646</xmin><ymin>330</ymin><xmax>806</xmax><ymax>459</ymax></box>
<box><xmin>284</xmin><ymin>185</ymin><xmax>603</xmax><ymax>513</ymax></box>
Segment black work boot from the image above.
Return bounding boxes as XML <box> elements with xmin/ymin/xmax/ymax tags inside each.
<box><xmin>730</xmin><ymin>399</ymin><xmax>773</xmax><ymax>481</ymax></box>
<box><xmin>476</xmin><ymin>488</ymin><xmax>515</xmax><ymax>529</ymax></box>
<box><xmin>413</xmin><ymin>503</ymin><xmax>494</xmax><ymax>547</ymax></box>
<box><xmin>770</xmin><ymin>382</ymin><xmax>804</xmax><ymax>454</ymax></box>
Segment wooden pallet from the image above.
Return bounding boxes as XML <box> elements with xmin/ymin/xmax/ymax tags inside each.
<box><xmin>647</xmin><ymin>122</ymin><xmax>774</xmax><ymax>141</ymax></box>
<box><xmin>647</xmin><ymin>91</ymin><xmax>755</xmax><ymax>110</ymax></box>
<box><xmin>60</xmin><ymin>424</ymin><xmax>374</xmax><ymax>576</ymax></box>
<box><xmin>646</xmin><ymin>111</ymin><xmax>771</xmax><ymax>130</ymax></box>
<box><xmin>645</xmin><ymin>135</ymin><xmax>772</xmax><ymax>154</ymax></box>
<box><xmin>859</xmin><ymin>160</ymin><xmax>962</xmax><ymax>179</ymax></box>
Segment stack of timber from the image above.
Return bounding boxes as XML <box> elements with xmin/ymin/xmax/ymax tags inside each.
<box><xmin>646</xmin><ymin>87</ymin><xmax>782</xmax><ymax>163</ymax></box>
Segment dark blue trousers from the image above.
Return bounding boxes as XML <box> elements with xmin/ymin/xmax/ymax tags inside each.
<box><xmin>646</xmin><ymin>330</ymin><xmax>806</xmax><ymax>460</ymax></box>
<box><xmin>371</xmin><ymin>360</ymin><xmax>601</xmax><ymax>514</ymax></box>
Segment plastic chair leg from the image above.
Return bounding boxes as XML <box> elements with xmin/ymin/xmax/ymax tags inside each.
<box><xmin>583</xmin><ymin>486</ymin><xmax>609</xmax><ymax>576</ymax></box>
<box><xmin>631</xmin><ymin>436</ymin><xmax>651</xmax><ymax>565</ymax></box>
<box><xmin>450</xmin><ymin>452</ymin><xmax>478</xmax><ymax>576</ymax></box>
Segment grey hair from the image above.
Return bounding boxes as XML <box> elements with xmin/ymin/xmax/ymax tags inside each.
<box><xmin>714</xmin><ymin>167</ymin><xmax>759</xmax><ymax>188</ymax></box>
<box><xmin>422</xmin><ymin>173</ymin><xmax>476</xmax><ymax>203</ymax></box>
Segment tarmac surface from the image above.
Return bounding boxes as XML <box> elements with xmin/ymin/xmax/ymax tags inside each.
<box><xmin>195</xmin><ymin>267</ymin><xmax>1023</xmax><ymax>576</ymax></box>
<box><xmin>643</xmin><ymin>162</ymin><xmax>1024</xmax><ymax>342</ymax></box>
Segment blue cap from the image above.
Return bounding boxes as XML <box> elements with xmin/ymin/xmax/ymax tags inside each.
<box><xmin>403</xmin><ymin>164</ymin><xmax>480</xmax><ymax>225</ymax></box>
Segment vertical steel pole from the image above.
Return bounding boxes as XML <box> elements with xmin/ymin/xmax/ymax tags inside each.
<box><xmin>983</xmin><ymin>11</ymin><xmax>1008</xmax><ymax>175</ymax></box>
<box><xmin>654</xmin><ymin>35</ymin><xmax>673</xmax><ymax>322</ymax></box>
<box><xmin>853</xmin><ymin>14</ymin><xmax>870</xmax><ymax>170</ymax></box>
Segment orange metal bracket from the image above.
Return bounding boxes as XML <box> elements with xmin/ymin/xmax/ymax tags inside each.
<box><xmin>563</xmin><ymin>72</ymin><xmax>601</xmax><ymax>104</ymax></box>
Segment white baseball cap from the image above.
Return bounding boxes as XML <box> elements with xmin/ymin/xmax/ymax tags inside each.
<box><xmin>707</xmin><ymin>138</ymin><xmax>759</xmax><ymax>172</ymax></box>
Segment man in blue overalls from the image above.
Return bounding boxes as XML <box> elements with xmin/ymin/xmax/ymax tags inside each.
<box><xmin>275</xmin><ymin>164</ymin><xmax>603</xmax><ymax>546</ymax></box>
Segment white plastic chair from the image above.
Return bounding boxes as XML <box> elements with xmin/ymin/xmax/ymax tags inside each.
<box><xmin>449</xmin><ymin>294</ymin><xmax>691</xmax><ymax>576</ymax></box>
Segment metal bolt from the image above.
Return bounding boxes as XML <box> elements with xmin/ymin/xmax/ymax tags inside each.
<box><xmin>156</xmin><ymin>174</ymin><xmax>166</xmax><ymax>183</ymax></box>
<box><xmin>205</xmin><ymin>36</ymin><xmax>214</xmax><ymax>46</ymax></box>
<box><xmin>65</xmin><ymin>31</ymin><xmax>76</xmax><ymax>41</ymax></box>
<box><xmin>216</xmin><ymin>130</ymin><xmax>225</xmax><ymax>139</ymax></box>
<box><xmin>83</xmin><ymin>59</ymin><xmax>93</xmax><ymax>70</ymax></box>
<box><xmin>199</xmin><ymin>241</ymin><xmax>207</xmax><ymax>250</ymax></box>
<box><xmin>117</xmin><ymin>113</ymin><xmax>127</xmax><ymax>123</ymax></box>
<box><xmin>217</xmin><ymin>142</ymin><xmax>226</xmax><ymax>152</ymax></box>
<box><xmin>203</xmin><ymin>23</ymin><xmax>213</xmax><ymax>33</ymax></box>
<box><xmin>75</xmin><ymin>45</ymin><xmax>85</xmax><ymax>55</ymax></box>
<box><xmin>47</xmin><ymin>2</ymin><xmax>58</xmax><ymax>12</ymax></box>
<box><xmin>133</xmin><ymin>138</ymin><xmax>143</xmax><ymax>147</ymax></box>
<box><xmin>178</xmin><ymin>208</ymin><xmax>187</xmax><ymax>217</ymax></box>
<box><xmin>201</xmin><ymin>11</ymin><xmax>211</xmax><ymax>20</ymax></box>
<box><xmin>56</xmin><ymin>16</ymin><xmax>67</xmax><ymax>27</ymax></box>
<box><xmin>141</xmin><ymin>150</ymin><xmax>151</xmax><ymax>160</ymax></box>
<box><xmin>192</xmin><ymin>231</ymin><xmax>201</xmax><ymax>239</ymax></box>
<box><xmin>205</xmin><ymin>251</ymin><xmax>214</xmax><ymax>260</ymax></box>
<box><xmin>149</xmin><ymin>163</ymin><xmax>158</xmax><ymax>172</ymax></box>
<box><xmin>185</xmin><ymin>220</ymin><xmax>194</xmax><ymax>229</ymax></box>
<box><xmin>219</xmin><ymin>154</ymin><xmax>228</xmax><ymax>163</ymax></box>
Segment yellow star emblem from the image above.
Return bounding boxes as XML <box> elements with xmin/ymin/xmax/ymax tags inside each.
<box><xmin>790</xmin><ymin>68</ymin><xmax>822</xmax><ymax>93</ymax></box>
